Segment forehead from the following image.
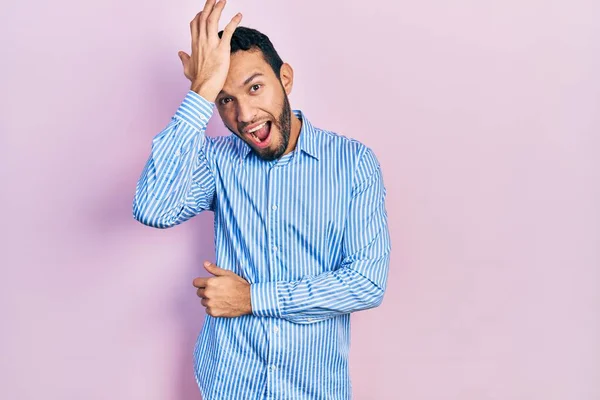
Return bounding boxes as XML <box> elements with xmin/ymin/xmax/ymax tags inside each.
<box><xmin>224</xmin><ymin>50</ymin><xmax>275</xmax><ymax>86</ymax></box>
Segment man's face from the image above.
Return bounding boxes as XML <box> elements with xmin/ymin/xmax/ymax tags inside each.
<box><xmin>216</xmin><ymin>50</ymin><xmax>291</xmax><ymax>161</ymax></box>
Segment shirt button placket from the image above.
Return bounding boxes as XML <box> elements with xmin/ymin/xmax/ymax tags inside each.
<box><xmin>266</xmin><ymin>165</ymin><xmax>279</xmax><ymax>400</ymax></box>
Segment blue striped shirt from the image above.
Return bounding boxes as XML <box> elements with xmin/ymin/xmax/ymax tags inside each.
<box><xmin>133</xmin><ymin>90</ymin><xmax>391</xmax><ymax>399</ymax></box>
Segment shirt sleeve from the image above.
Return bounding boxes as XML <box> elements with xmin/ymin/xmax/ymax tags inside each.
<box><xmin>250</xmin><ymin>147</ymin><xmax>391</xmax><ymax>324</ymax></box>
<box><xmin>132</xmin><ymin>90</ymin><xmax>218</xmax><ymax>228</ymax></box>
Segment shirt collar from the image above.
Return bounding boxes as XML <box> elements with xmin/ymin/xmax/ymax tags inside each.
<box><xmin>233</xmin><ymin>109</ymin><xmax>320</xmax><ymax>161</ymax></box>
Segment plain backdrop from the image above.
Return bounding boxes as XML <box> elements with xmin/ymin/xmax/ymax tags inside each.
<box><xmin>1</xmin><ymin>0</ymin><xmax>599</xmax><ymax>399</ymax></box>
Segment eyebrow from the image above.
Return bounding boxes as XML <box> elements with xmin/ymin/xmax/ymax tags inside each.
<box><xmin>243</xmin><ymin>72</ymin><xmax>264</xmax><ymax>86</ymax></box>
<box><xmin>217</xmin><ymin>72</ymin><xmax>265</xmax><ymax>99</ymax></box>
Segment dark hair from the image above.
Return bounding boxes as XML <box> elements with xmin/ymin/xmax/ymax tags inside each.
<box><xmin>218</xmin><ymin>26</ymin><xmax>284</xmax><ymax>79</ymax></box>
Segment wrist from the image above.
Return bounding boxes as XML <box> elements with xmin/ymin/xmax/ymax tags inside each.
<box><xmin>190</xmin><ymin>80</ymin><xmax>220</xmax><ymax>103</ymax></box>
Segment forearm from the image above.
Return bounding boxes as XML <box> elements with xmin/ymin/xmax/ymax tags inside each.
<box><xmin>133</xmin><ymin>91</ymin><xmax>215</xmax><ymax>228</ymax></box>
<box><xmin>251</xmin><ymin>255</ymin><xmax>389</xmax><ymax>324</ymax></box>
<box><xmin>251</xmin><ymin>146</ymin><xmax>391</xmax><ymax>324</ymax></box>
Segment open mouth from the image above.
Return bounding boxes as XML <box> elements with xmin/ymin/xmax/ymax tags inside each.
<box><xmin>246</xmin><ymin>121</ymin><xmax>272</xmax><ymax>148</ymax></box>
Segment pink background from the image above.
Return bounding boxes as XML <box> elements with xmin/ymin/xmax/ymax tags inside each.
<box><xmin>2</xmin><ymin>0</ymin><xmax>599</xmax><ymax>399</ymax></box>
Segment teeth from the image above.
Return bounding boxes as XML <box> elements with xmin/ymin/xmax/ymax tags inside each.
<box><xmin>248</xmin><ymin>122</ymin><xmax>267</xmax><ymax>133</ymax></box>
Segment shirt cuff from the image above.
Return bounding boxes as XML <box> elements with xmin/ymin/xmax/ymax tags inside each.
<box><xmin>250</xmin><ymin>281</ymin><xmax>282</xmax><ymax>318</ymax></box>
<box><xmin>174</xmin><ymin>90</ymin><xmax>215</xmax><ymax>131</ymax></box>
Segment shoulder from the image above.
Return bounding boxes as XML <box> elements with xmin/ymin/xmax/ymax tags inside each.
<box><xmin>314</xmin><ymin>128</ymin><xmax>381</xmax><ymax>170</ymax></box>
<box><xmin>313</xmin><ymin>128</ymin><xmax>385</xmax><ymax>196</ymax></box>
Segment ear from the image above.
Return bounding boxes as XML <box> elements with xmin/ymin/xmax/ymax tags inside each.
<box><xmin>279</xmin><ymin>63</ymin><xmax>294</xmax><ymax>96</ymax></box>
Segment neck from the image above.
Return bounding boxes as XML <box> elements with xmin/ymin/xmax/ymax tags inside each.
<box><xmin>283</xmin><ymin>112</ymin><xmax>302</xmax><ymax>156</ymax></box>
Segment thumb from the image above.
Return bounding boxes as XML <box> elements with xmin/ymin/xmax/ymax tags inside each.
<box><xmin>178</xmin><ymin>51</ymin><xmax>190</xmax><ymax>66</ymax></box>
<box><xmin>204</xmin><ymin>261</ymin><xmax>229</xmax><ymax>276</ymax></box>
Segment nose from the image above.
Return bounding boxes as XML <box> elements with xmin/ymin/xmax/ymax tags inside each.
<box><xmin>236</xmin><ymin>100</ymin><xmax>257</xmax><ymax>126</ymax></box>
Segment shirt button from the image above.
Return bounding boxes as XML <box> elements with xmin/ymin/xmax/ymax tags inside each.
<box><xmin>269</xmin><ymin>365</ymin><xmax>277</xmax><ymax>371</ymax></box>
<box><xmin>307</xmin><ymin>318</ymin><xmax>314</xmax><ymax>322</ymax></box>
<box><xmin>272</xmin><ymin>205</ymin><xmax>278</xmax><ymax>211</ymax></box>
<box><xmin>272</xmin><ymin>245</ymin><xmax>278</xmax><ymax>252</ymax></box>
<box><xmin>273</xmin><ymin>326</ymin><xmax>279</xmax><ymax>333</ymax></box>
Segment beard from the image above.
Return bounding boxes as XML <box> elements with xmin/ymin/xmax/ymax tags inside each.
<box><xmin>261</xmin><ymin>91</ymin><xmax>291</xmax><ymax>161</ymax></box>
<box><xmin>227</xmin><ymin>85</ymin><xmax>292</xmax><ymax>162</ymax></box>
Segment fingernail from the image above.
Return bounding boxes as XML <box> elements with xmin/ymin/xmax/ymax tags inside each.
<box><xmin>204</xmin><ymin>261</ymin><xmax>211</xmax><ymax>267</ymax></box>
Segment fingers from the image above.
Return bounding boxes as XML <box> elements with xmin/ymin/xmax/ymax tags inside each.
<box><xmin>197</xmin><ymin>287</ymin><xmax>206</xmax><ymax>298</ymax></box>
<box><xmin>190</xmin><ymin>12</ymin><xmax>201</xmax><ymax>51</ymax></box>
<box><xmin>219</xmin><ymin>12</ymin><xmax>243</xmax><ymax>46</ymax></box>
<box><xmin>199</xmin><ymin>0</ymin><xmax>217</xmax><ymax>40</ymax></box>
<box><xmin>193</xmin><ymin>277</ymin><xmax>209</xmax><ymax>288</ymax></box>
<box><xmin>189</xmin><ymin>0</ymin><xmax>240</xmax><ymax>53</ymax></box>
<box><xmin>201</xmin><ymin>0</ymin><xmax>217</xmax><ymax>16</ymax></box>
<box><xmin>207</xmin><ymin>0</ymin><xmax>227</xmax><ymax>39</ymax></box>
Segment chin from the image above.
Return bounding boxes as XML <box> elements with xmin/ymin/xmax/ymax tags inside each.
<box><xmin>235</xmin><ymin>121</ymin><xmax>289</xmax><ymax>161</ymax></box>
<box><xmin>255</xmin><ymin>140</ymin><xmax>285</xmax><ymax>161</ymax></box>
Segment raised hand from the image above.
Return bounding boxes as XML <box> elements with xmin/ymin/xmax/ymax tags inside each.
<box><xmin>178</xmin><ymin>0</ymin><xmax>242</xmax><ymax>102</ymax></box>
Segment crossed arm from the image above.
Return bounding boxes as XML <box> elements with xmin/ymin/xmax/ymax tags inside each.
<box><xmin>192</xmin><ymin>147</ymin><xmax>391</xmax><ymax>323</ymax></box>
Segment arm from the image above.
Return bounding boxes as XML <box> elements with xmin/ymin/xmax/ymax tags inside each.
<box><xmin>250</xmin><ymin>147</ymin><xmax>391</xmax><ymax>324</ymax></box>
<box><xmin>132</xmin><ymin>91</ymin><xmax>217</xmax><ymax>228</ymax></box>
<box><xmin>133</xmin><ymin>1</ymin><xmax>243</xmax><ymax>228</ymax></box>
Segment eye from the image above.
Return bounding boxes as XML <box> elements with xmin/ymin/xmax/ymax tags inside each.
<box><xmin>250</xmin><ymin>84</ymin><xmax>262</xmax><ymax>92</ymax></box>
<box><xmin>219</xmin><ymin>97</ymin><xmax>232</xmax><ymax>105</ymax></box>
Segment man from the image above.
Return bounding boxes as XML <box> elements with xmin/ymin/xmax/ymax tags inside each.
<box><xmin>132</xmin><ymin>0</ymin><xmax>391</xmax><ymax>398</ymax></box>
